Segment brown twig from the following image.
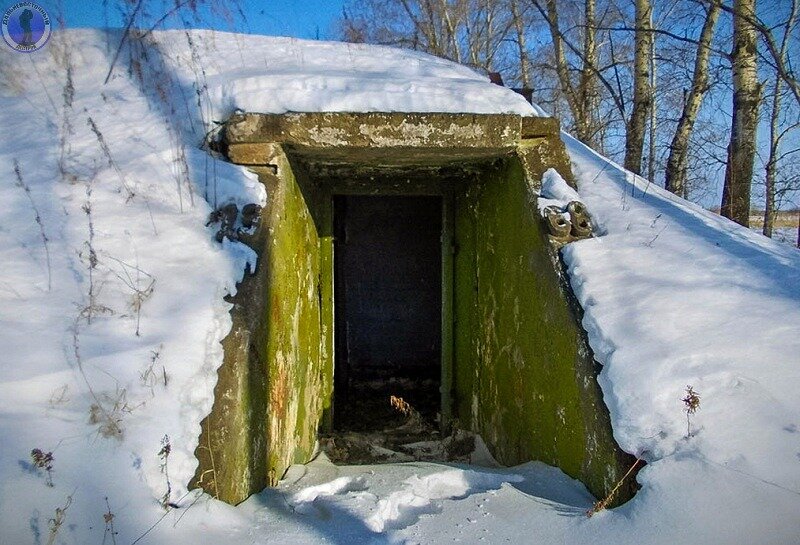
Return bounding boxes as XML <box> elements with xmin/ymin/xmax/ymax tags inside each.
<box><xmin>587</xmin><ymin>456</ymin><xmax>644</xmax><ymax>516</ymax></box>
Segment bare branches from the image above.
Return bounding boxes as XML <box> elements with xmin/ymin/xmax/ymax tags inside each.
<box><xmin>103</xmin><ymin>0</ymin><xmax>145</xmax><ymax>84</ymax></box>
<box><xmin>531</xmin><ymin>0</ymin><xmax>627</xmax><ymax>122</ymax></box>
<box><xmin>103</xmin><ymin>254</ymin><xmax>155</xmax><ymax>336</ymax></box>
<box><xmin>665</xmin><ymin>0</ymin><xmax>721</xmax><ymax>196</ymax></box>
<box><xmin>714</xmin><ymin>0</ymin><xmax>800</xmax><ymax>106</ymax></box>
<box><xmin>593</xmin><ymin>22</ymin><xmax>731</xmax><ymax>60</ymax></box>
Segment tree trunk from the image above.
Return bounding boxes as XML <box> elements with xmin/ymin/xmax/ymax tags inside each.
<box><xmin>439</xmin><ymin>0</ymin><xmax>463</xmax><ymax>63</ymax></box>
<box><xmin>763</xmin><ymin>76</ymin><xmax>781</xmax><ymax>237</ymax></box>
<box><xmin>664</xmin><ymin>1</ymin><xmax>720</xmax><ymax>198</ymax></box>
<box><xmin>762</xmin><ymin>0</ymin><xmax>796</xmax><ymax>237</ymax></box>
<box><xmin>510</xmin><ymin>0</ymin><xmax>530</xmax><ymax>88</ymax></box>
<box><xmin>647</xmin><ymin>8</ymin><xmax>656</xmax><ymax>183</ymax></box>
<box><xmin>544</xmin><ymin>0</ymin><xmax>580</xmax><ymax>124</ymax></box>
<box><xmin>484</xmin><ymin>0</ymin><xmax>493</xmax><ymax>69</ymax></box>
<box><xmin>624</xmin><ymin>0</ymin><xmax>653</xmax><ymax>175</ymax></box>
<box><xmin>578</xmin><ymin>0</ymin><xmax>598</xmax><ymax>148</ymax></box>
<box><xmin>721</xmin><ymin>0</ymin><xmax>760</xmax><ymax>227</ymax></box>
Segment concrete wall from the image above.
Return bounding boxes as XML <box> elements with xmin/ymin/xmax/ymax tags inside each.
<box><xmin>192</xmin><ymin>148</ymin><xmax>329</xmax><ymax>504</ymax></box>
<box><xmin>453</xmin><ymin>157</ymin><xmax>635</xmax><ymax>503</ymax></box>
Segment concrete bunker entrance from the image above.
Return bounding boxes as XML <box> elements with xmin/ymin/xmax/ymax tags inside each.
<box><xmin>333</xmin><ymin>195</ymin><xmax>443</xmax><ymax>434</ymax></box>
<box><xmin>194</xmin><ymin>112</ymin><xmax>638</xmax><ymax>507</ymax></box>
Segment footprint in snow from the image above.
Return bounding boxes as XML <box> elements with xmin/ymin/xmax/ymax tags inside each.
<box><xmin>367</xmin><ymin>469</ymin><xmax>523</xmax><ymax>533</ymax></box>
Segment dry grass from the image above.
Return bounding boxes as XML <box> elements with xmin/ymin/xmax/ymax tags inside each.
<box><xmin>749</xmin><ymin>210</ymin><xmax>799</xmax><ymax>228</ymax></box>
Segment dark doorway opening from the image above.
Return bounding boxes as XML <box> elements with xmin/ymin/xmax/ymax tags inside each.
<box><xmin>333</xmin><ymin>195</ymin><xmax>442</xmax><ymax>434</ymax></box>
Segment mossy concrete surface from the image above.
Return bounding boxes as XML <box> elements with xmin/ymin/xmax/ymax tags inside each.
<box><xmin>197</xmin><ymin>111</ymin><xmax>634</xmax><ymax>506</ymax></box>
<box><xmin>192</xmin><ymin>146</ymin><xmax>327</xmax><ymax>505</ymax></box>
<box><xmin>454</xmin><ymin>157</ymin><xmax>634</xmax><ymax>503</ymax></box>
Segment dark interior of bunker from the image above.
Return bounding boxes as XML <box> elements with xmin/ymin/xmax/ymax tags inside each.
<box><xmin>333</xmin><ymin>195</ymin><xmax>442</xmax><ymax>433</ymax></box>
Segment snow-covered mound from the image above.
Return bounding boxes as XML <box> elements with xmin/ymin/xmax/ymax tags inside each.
<box><xmin>199</xmin><ymin>34</ymin><xmax>541</xmax><ymax>117</ymax></box>
<box><xmin>0</xmin><ymin>29</ymin><xmax>798</xmax><ymax>544</ymax></box>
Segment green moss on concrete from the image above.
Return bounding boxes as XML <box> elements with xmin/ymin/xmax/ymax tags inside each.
<box><xmin>453</xmin><ymin>157</ymin><xmax>634</xmax><ymax>503</ymax></box>
<box><xmin>261</xmin><ymin>151</ymin><xmax>324</xmax><ymax>483</ymax></box>
<box><xmin>192</xmin><ymin>148</ymin><xmax>328</xmax><ymax>504</ymax></box>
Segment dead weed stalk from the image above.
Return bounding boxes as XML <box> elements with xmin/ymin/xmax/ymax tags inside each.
<box><xmin>46</xmin><ymin>493</ymin><xmax>73</xmax><ymax>545</ymax></box>
<box><xmin>587</xmin><ymin>456</ymin><xmax>644</xmax><ymax>517</ymax></box>
<box><xmin>13</xmin><ymin>159</ymin><xmax>52</xmax><ymax>291</ymax></box>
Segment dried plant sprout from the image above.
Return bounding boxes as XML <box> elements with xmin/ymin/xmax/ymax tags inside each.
<box><xmin>140</xmin><ymin>345</ymin><xmax>166</xmax><ymax>396</ymax></box>
<box><xmin>104</xmin><ymin>254</ymin><xmax>156</xmax><ymax>336</ymax></box>
<box><xmin>89</xmin><ymin>385</ymin><xmax>144</xmax><ymax>439</ymax></box>
<box><xmin>158</xmin><ymin>435</ymin><xmax>176</xmax><ymax>509</ymax></box>
<box><xmin>78</xmin><ymin>178</ymin><xmax>112</xmax><ymax>324</ymax></box>
<box><xmin>389</xmin><ymin>395</ymin><xmax>413</xmax><ymax>416</ymax></box>
<box><xmin>682</xmin><ymin>385</ymin><xmax>701</xmax><ymax>437</ymax></box>
<box><xmin>103</xmin><ymin>496</ymin><xmax>118</xmax><ymax>545</ymax></box>
<box><xmin>30</xmin><ymin>448</ymin><xmax>55</xmax><ymax>487</ymax></box>
<box><xmin>48</xmin><ymin>385</ymin><xmax>70</xmax><ymax>408</ymax></box>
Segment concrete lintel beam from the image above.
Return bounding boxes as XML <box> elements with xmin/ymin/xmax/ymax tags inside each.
<box><xmin>224</xmin><ymin>112</ymin><xmax>526</xmax><ymax>149</ymax></box>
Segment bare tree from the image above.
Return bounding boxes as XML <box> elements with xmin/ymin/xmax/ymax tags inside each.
<box><xmin>664</xmin><ymin>1</ymin><xmax>721</xmax><ymax>197</ymax></box>
<box><xmin>534</xmin><ymin>0</ymin><xmax>612</xmax><ymax>148</ymax></box>
<box><xmin>721</xmin><ymin>0</ymin><xmax>761</xmax><ymax>226</ymax></box>
<box><xmin>579</xmin><ymin>0</ymin><xmax>600</xmax><ymax>148</ymax></box>
<box><xmin>762</xmin><ymin>0</ymin><xmax>798</xmax><ymax>237</ymax></box>
<box><xmin>624</xmin><ymin>0</ymin><xmax>653</xmax><ymax>175</ymax></box>
<box><xmin>510</xmin><ymin>0</ymin><xmax>530</xmax><ymax>87</ymax></box>
<box><xmin>339</xmin><ymin>0</ymin><xmax>517</xmax><ymax>72</ymax></box>
<box><xmin>647</xmin><ymin>7</ymin><xmax>657</xmax><ymax>183</ymax></box>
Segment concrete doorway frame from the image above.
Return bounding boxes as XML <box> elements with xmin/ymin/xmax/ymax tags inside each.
<box><xmin>192</xmin><ymin>112</ymin><xmax>636</xmax><ymax>508</ymax></box>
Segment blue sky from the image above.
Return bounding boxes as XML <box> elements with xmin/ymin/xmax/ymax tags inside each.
<box><xmin>18</xmin><ymin>0</ymin><xmax>346</xmax><ymax>40</ymax></box>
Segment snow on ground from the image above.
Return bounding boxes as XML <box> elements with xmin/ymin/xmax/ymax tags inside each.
<box><xmin>0</xmin><ymin>29</ymin><xmax>798</xmax><ymax>545</ymax></box>
<box><xmin>772</xmin><ymin>226</ymin><xmax>799</xmax><ymax>247</ymax></box>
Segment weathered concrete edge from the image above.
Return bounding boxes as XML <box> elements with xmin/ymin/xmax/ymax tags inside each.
<box><xmin>224</xmin><ymin>112</ymin><xmax>550</xmax><ymax>149</ymax></box>
<box><xmin>224</xmin><ymin>113</ymin><xmax>575</xmax><ymax>188</ymax></box>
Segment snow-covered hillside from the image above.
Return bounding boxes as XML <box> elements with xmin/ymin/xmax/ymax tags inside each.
<box><xmin>0</xmin><ymin>30</ymin><xmax>798</xmax><ymax>545</ymax></box>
